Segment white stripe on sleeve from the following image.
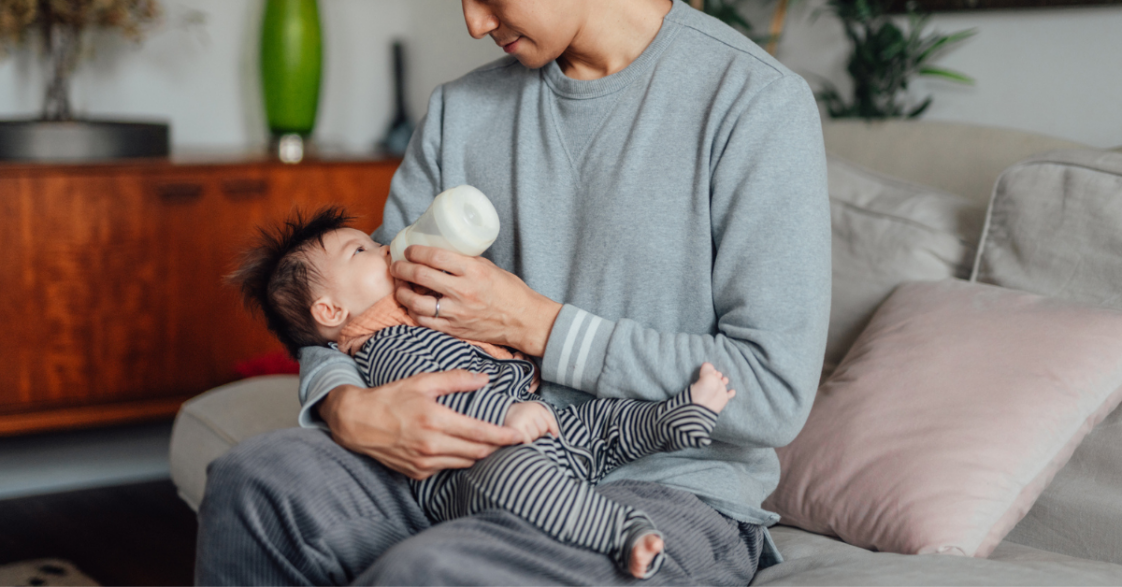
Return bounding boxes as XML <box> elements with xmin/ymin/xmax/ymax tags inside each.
<box><xmin>555</xmin><ymin>309</ymin><xmax>587</xmax><ymax>386</ymax></box>
<box><xmin>570</xmin><ymin>316</ymin><xmax>603</xmax><ymax>388</ymax></box>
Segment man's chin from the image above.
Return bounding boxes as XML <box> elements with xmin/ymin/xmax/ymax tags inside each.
<box><xmin>516</xmin><ymin>56</ymin><xmax>551</xmax><ymax>69</ymax></box>
<box><xmin>512</xmin><ymin>50</ymin><xmax>562</xmax><ymax>70</ymax></box>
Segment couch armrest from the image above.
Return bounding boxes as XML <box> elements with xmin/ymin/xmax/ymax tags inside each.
<box><xmin>169</xmin><ymin>375</ymin><xmax>301</xmax><ymax>511</ymax></box>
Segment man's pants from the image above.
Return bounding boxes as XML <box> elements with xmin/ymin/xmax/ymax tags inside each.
<box><xmin>195</xmin><ymin>428</ymin><xmax>763</xmax><ymax>586</ymax></box>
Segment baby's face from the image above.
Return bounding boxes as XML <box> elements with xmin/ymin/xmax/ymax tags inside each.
<box><xmin>314</xmin><ymin>228</ymin><xmax>394</xmax><ymax>318</ymax></box>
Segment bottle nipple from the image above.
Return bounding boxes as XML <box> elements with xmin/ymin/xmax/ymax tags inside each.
<box><xmin>462</xmin><ymin>203</ymin><xmax>482</xmax><ymax>228</ymax></box>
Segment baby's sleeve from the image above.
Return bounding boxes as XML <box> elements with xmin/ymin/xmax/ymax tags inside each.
<box><xmin>297</xmin><ymin>345</ymin><xmax>365</xmax><ymax>430</ymax></box>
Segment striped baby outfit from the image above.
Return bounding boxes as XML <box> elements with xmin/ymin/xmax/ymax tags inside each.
<box><xmin>350</xmin><ymin>324</ymin><xmax>720</xmax><ymax>578</ymax></box>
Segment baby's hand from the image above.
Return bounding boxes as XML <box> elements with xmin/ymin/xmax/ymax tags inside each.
<box><xmin>690</xmin><ymin>362</ymin><xmax>736</xmax><ymax>414</ymax></box>
<box><xmin>504</xmin><ymin>402</ymin><xmax>559</xmax><ymax>444</ymax></box>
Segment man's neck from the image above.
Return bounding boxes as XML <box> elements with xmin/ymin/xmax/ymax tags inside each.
<box><xmin>557</xmin><ymin>0</ymin><xmax>672</xmax><ymax>80</ymax></box>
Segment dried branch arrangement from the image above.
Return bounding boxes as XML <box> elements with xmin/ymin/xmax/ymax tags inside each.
<box><xmin>0</xmin><ymin>0</ymin><xmax>161</xmax><ymax>120</ymax></box>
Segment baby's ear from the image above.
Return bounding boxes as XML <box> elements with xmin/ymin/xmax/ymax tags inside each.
<box><xmin>311</xmin><ymin>296</ymin><xmax>348</xmax><ymax>328</ymax></box>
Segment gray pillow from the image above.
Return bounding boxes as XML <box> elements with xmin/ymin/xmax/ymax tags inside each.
<box><xmin>971</xmin><ymin>150</ymin><xmax>1122</xmax><ymax>309</ymax></box>
<box><xmin>824</xmin><ymin>156</ymin><xmax>985</xmax><ymax>379</ymax></box>
<box><xmin>971</xmin><ymin>149</ymin><xmax>1122</xmax><ymax>565</ymax></box>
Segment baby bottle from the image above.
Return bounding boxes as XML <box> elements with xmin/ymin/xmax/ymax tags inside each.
<box><xmin>389</xmin><ymin>185</ymin><xmax>501</xmax><ymax>263</ymax></box>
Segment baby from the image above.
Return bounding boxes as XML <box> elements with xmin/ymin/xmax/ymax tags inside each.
<box><xmin>231</xmin><ymin>206</ymin><xmax>735</xmax><ymax>579</ymax></box>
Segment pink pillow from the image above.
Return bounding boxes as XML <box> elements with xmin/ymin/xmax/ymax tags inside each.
<box><xmin>764</xmin><ymin>278</ymin><xmax>1122</xmax><ymax>558</ymax></box>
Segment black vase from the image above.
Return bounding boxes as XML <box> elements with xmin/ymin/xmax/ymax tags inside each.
<box><xmin>380</xmin><ymin>41</ymin><xmax>415</xmax><ymax>157</ymax></box>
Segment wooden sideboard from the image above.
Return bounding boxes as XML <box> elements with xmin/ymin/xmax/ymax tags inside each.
<box><xmin>0</xmin><ymin>155</ymin><xmax>397</xmax><ymax>435</ymax></box>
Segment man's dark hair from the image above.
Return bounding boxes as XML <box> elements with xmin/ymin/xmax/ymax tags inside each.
<box><xmin>228</xmin><ymin>206</ymin><xmax>356</xmax><ymax>358</ymax></box>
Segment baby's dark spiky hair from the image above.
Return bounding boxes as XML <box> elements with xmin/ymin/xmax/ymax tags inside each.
<box><xmin>228</xmin><ymin>206</ymin><xmax>356</xmax><ymax>358</ymax></box>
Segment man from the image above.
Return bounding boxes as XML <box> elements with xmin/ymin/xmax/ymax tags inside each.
<box><xmin>196</xmin><ymin>0</ymin><xmax>830</xmax><ymax>584</ymax></box>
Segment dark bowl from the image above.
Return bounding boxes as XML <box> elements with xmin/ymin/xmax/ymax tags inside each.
<box><xmin>0</xmin><ymin>119</ymin><xmax>170</xmax><ymax>162</ymax></box>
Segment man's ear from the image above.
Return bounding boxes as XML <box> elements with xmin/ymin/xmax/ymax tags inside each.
<box><xmin>311</xmin><ymin>296</ymin><xmax>348</xmax><ymax>328</ymax></box>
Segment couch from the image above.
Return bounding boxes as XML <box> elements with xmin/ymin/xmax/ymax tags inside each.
<box><xmin>170</xmin><ymin>120</ymin><xmax>1122</xmax><ymax>584</ymax></box>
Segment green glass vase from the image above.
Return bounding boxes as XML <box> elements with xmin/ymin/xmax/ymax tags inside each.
<box><xmin>260</xmin><ymin>0</ymin><xmax>322</xmax><ymax>137</ymax></box>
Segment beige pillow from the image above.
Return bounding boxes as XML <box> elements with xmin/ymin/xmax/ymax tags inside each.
<box><xmin>824</xmin><ymin>156</ymin><xmax>985</xmax><ymax>379</ymax></box>
<box><xmin>971</xmin><ymin>149</ymin><xmax>1122</xmax><ymax>564</ymax></box>
<box><xmin>765</xmin><ymin>279</ymin><xmax>1122</xmax><ymax>558</ymax></box>
<box><xmin>972</xmin><ymin>149</ymin><xmax>1122</xmax><ymax>309</ymax></box>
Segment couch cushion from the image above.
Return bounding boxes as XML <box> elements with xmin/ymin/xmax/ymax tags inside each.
<box><xmin>752</xmin><ymin>526</ymin><xmax>1122</xmax><ymax>586</ymax></box>
<box><xmin>824</xmin><ymin>156</ymin><xmax>984</xmax><ymax>378</ymax></box>
<box><xmin>1005</xmin><ymin>403</ymin><xmax>1122</xmax><ymax>566</ymax></box>
<box><xmin>971</xmin><ymin>149</ymin><xmax>1122</xmax><ymax>564</ymax></box>
<box><xmin>169</xmin><ymin>375</ymin><xmax>301</xmax><ymax>511</ymax></box>
<box><xmin>765</xmin><ymin>279</ymin><xmax>1122</xmax><ymax>558</ymax></box>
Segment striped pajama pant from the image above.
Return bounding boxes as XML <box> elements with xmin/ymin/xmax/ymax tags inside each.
<box><xmin>352</xmin><ymin>325</ymin><xmax>720</xmax><ymax>577</ymax></box>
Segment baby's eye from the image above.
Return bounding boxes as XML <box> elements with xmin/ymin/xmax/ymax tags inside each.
<box><xmin>354</xmin><ymin>246</ymin><xmax>365</xmax><ymax>255</ymax></box>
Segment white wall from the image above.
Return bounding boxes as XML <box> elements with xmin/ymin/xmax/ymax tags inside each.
<box><xmin>775</xmin><ymin>3</ymin><xmax>1122</xmax><ymax>148</ymax></box>
<box><xmin>0</xmin><ymin>0</ymin><xmax>501</xmax><ymax>152</ymax></box>
<box><xmin>2</xmin><ymin>1</ymin><xmax>1118</xmax><ymax>149</ymax></box>
<box><xmin>1</xmin><ymin>2</ymin><xmax>1119</xmax><ymax>149</ymax></box>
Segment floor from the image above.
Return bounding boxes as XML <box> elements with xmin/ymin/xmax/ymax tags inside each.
<box><xmin>0</xmin><ymin>479</ymin><xmax>198</xmax><ymax>586</ymax></box>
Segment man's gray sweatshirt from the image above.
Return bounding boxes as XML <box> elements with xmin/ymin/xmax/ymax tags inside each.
<box><xmin>298</xmin><ymin>0</ymin><xmax>830</xmax><ymax>538</ymax></box>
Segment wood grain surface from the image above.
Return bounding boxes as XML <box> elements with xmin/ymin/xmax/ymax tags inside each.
<box><xmin>0</xmin><ymin>158</ymin><xmax>397</xmax><ymax>435</ymax></box>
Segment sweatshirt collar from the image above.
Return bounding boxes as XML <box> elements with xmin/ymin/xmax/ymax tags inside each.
<box><xmin>542</xmin><ymin>1</ymin><xmax>683</xmax><ymax>100</ymax></box>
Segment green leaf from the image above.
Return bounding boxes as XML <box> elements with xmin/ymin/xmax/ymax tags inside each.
<box><xmin>915</xmin><ymin>28</ymin><xmax>976</xmax><ymax>64</ymax></box>
<box><xmin>919</xmin><ymin>66</ymin><xmax>975</xmax><ymax>84</ymax></box>
<box><xmin>907</xmin><ymin>96</ymin><xmax>933</xmax><ymax>118</ymax></box>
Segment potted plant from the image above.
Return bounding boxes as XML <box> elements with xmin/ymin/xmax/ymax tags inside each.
<box><xmin>0</xmin><ymin>0</ymin><xmax>169</xmax><ymax>161</ymax></box>
<box><xmin>816</xmin><ymin>0</ymin><xmax>975</xmax><ymax>119</ymax></box>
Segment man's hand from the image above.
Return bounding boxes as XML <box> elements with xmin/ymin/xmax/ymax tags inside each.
<box><xmin>391</xmin><ymin>245</ymin><xmax>562</xmax><ymax>357</ymax></box>
<box><xmin>317</xmin><ymin>370</ymin><xmax>523</xmax><ymax>480</ymax></box>
<box><xmin>503</xmin><ymin>402</ymin><xmax>559</xmax><ymax>444</ymax></box>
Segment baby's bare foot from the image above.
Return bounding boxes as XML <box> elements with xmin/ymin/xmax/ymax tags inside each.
<box><xmin>629</xmin><ymin>532</ymin><xmax>664</xmax><ymax>579</ymax></box>
<box><xmin>690</xmin><ymin>363</ymin><xmax>736</xmax><ymax>414</ymax></box>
